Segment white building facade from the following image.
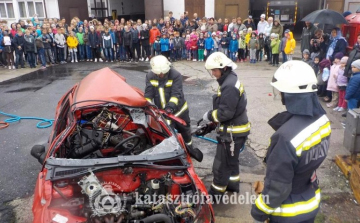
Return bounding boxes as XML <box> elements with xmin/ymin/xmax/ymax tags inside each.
<box><xmin>0</xmin><ymin>0</ymin><xmax>59</xmax><ymax>24</ymax></box>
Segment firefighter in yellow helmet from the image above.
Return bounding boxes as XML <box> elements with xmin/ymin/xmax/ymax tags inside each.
<box><xmin>195</xmin><ymin>52</ymin><xmax>250</xmax><ymax>198</ymax></box>
<box><xmin>144</xmin><ymin>55</ymin><xmax>203</xmax><ymax>162</ymax></box>
<box><xmin>251</xmin><ymin>60</ymin><xmax>330</xmax><ymax>223</ymax></box>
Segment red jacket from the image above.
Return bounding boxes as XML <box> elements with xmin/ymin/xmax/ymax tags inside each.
<box><xmin>149</xmin><ymin>28</ymin><xmax>161</xmax><ymax>44</ymax></box>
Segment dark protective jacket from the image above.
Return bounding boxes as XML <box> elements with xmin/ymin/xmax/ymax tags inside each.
<box><xmin>251</xmin><ymin>111</ymin><xmax>330</xmax><ymax>223</ymax></box>
<box><xmin>207</xmin><ymin>70</ymin><xmax>250</xmax><ymax>138</ymax></box>
<box><xmin>144</xmin><ymin>68</ymin><xmax>188</xmax><ymax>118</ymax></box>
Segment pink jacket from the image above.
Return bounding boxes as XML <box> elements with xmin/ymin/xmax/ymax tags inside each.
<box><xmin>327</xmin><ymin>64</ymin><xmax>340</xmax><ymax>92</ymax></box>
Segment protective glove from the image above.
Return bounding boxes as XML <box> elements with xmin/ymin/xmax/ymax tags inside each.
<box><xmin>202</xmin><ymin>111</ymin><xmax>210</xmax><ymax>122</ymax></box>
<box><xmin>194</xmin><ymin>122</ymin><xmax>216</xmax><ymax>136</ymax></box>
<box><xmin>165</xmin><ymin>106</ymin><xmax>174</xmax><ymax>114</ymax></box>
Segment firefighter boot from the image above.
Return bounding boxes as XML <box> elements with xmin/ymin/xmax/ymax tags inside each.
<box><xmin>208</xmin><ymin>184</ymin><xmax>226</xmax><ymax>204</ymax></box>
<box><xmin>226</xmin><ymin>175</ymin><xmax>240</xmax><ymax>193</ymax></box>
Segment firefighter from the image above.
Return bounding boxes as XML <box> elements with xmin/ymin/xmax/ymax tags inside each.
<box><xmin>196</xmin><ymin>52</ymin><xmax>251</xmax><ymax>197</ymax></box>
<box><xmin>251</xmin><ymin>60</ymin><xmax>330</xmax><ymax>223</ymax></box>
<box><xmin>144</xmin><ymin>55</ymin><xmax>203</xmax><ymax>162</ymax></box>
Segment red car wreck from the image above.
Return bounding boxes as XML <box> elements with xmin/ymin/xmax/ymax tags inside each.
<box><xmin>30</xmin><ymin>67</ymin><xmax>214</xmax><ymax>223</ymax></box>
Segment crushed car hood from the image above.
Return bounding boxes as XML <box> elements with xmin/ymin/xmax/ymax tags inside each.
<box><xmin>73</xmin><ymin>67</ymin><xmax>150</xmax><ymax>108</ymax></box>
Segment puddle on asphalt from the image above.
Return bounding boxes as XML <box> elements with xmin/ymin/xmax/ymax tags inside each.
<box><xmin>5</xmin><ymin>87</ymin><xmax>42</xmax><ymax>93</ymax></box>
<box><xmin>0</xmin><ymin>66</ymin><xmax>73</xmax><ymax>85</ymax></box>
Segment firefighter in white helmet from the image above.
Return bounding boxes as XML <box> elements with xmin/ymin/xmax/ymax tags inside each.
<box><xmin>251</xmin><ymin>60</ymin><xmax>330</xmax><ymax>223</ymax></box>
<box><xmin>145</xmin><ymin>55</ymin><xmax>203</xmax><ymax>162</ymax></box>
<box><xmin>195</xmin><ymin>52</ymin><xmax>250</xmax><ymax>198</ymax></box>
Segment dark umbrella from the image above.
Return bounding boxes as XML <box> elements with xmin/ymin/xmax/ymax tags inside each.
<box><xmin>301</xmin><ymin>9</ymin><xmax>348</xmax><ymax>25</ymax></box>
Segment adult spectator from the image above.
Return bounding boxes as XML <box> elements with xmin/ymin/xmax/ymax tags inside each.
<box><xmin>198</xmin><ymin>17</ymin><xmax>207</xmax><ymax>33</ymax></box>
<box><xmin>180</xmin><ymin>14</ymin><xmax>186</xmax><ymax>26</ymax></box>
<box><xmin>173</xmin><ymin>19</ymin><xmax>184</xmax><ymax>36</ymax></box>
<box><xmin>243</xmin><ymin>15</ymin><xmax>256</xmax><ymax>30</ymax></box>
<box><xmin>184</xmin><ymin>11</ymin><xmax>189</xmax><ymax>21</ymax></box>
<box><xmin>153</xmin><ymin>18</ymin><xmax>158</xmax><ymax>27</ymax></box>
<box><xmin>206</xmin><ymin>17</ymin><xmax>218</xmax><ymax>32</ymax></box>
<box><xmin>223</xmin><ymin>18</ymin><xmax>230</xmax><ymax>32</ymax></box>
<box><xmin>227</xmin><ymin>17</ymin><xmax>236</xmax><ymax>34</ymax></box>
<box><xmin>344</xmin><ymin>33</ymin><xmax>360</xmax><ymax>78</ymax></box>
<box><xmin>257</xmin><ymin>14</ymin><xmax>267</xmax><ymax>34</ymax></box>
<box><xmin>194</xmin><ymin>13</ymin><xmax>200</xmax><ymax>22</ymax></box>
<box><xmin>169</xmin><ymin>11</ymin><xmax>175</xmax><ymax>25</ymax></box>
<box><xmin>310</xmin><ymin>29</ymin><xmax>330</xmax><ymax>60</ymax></box>
<box><xmin>300</xmin><ymin>21</ymin><xmax>317</xmax><ymax>54</ymax></box>
<box><xmin>188</xmin><ymin>20</ymin><xmax>197</xmax><ymax>32</ymax></box>
<box><xmin>217</xmin><ymin>18</ymin><xmax>224</xmax><ymax>33</ymax></box>
<box><xmin>264</xmin><ymin>17</ymin><xmax>273</xmax><ymax>62</ymax></box>
<box><xmin>161</xmin><ymin>21</ymin><xmax>174</xmax><ymax>37</ymax></box>
<box><xmin>229</xmin><ymin>17</ymin><xmax>246</xmax><ymax>35</ymax></box>
<box><xmin>271</xmin><ymin>19</ymin><xmax>283</xmax><ymax>36</ymax></box>
<box><xmin>157</xmin><ymin>18</ymin><xmax>165</xmax><ymax>31</ymax></box>
<box><xmin>326</xmin><ymin>27</ymin><xmax>347</xmax><ymax>62</ymax></box>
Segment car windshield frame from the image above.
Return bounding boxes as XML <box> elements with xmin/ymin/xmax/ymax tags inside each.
<box><xmin>47</xmin><ymin>102</ymin><xmax>187</xmax><ymax>164</ymax></box>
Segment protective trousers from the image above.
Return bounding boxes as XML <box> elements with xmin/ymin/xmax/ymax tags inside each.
<box><xmin>211</xmin><ymin>136</ymin><xmax>246</xmax><ymax>194</ymax></box>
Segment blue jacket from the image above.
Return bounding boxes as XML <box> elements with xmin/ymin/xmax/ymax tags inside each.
<box><xmin>0</xmin><ymin>31</ymin><xmax>3</xmax><ymax>50</ymax></box>
<box><xmin>346</xmin><ymin>72</ymin><xmax>360</xmax><ymax>101</ymax></box>
<box><xmin>204</xmin><ymin>37</ymin><xmax>214</xmax><ymax>50</ymax></box>
<box><xmin>160</xmin><ymin>38</ymin><xmax>169</xmax><ymax>52</ymax></box>
<box><xmin>229</xmin><ymin>39</ymin><xmax>238</xmax><ymax>53</ymax></box>
<box><xmin>153</xmin><ymin>40</ymin><xmax>161</xmax><ymax>51</ymax></box>
<box><xmin>110</xmin><ymin>30</ymin><xmax>116</xmax><ymax>44</ymax></box>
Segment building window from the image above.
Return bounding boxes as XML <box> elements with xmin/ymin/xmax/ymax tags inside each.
<box><xmin>90</xmin><ymin>0</ymin><xmax>108</xmax><ymax>18</ymax></box>
<box><xmin>18</xmin><ymin>0</ymin><xmax>45</xmax><ymax>18</ymax></box>
<box><xmin>0</xmin><ymin>1</ymin><xmax>15</xmax><ymax>18</ymax></box>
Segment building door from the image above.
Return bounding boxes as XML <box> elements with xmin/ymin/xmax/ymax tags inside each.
<box><xmin>215</xmin><ymin>0</ymin><xmax>249</xmax><ymax>20</ymax></box>
<box><xmin>58</xmin><ymin>0</ymin><xmax>89</xmax><ymax>22</ymax></box>
<box><xmin>185</xmin><ymin>0</ymin><xmax>205</xmax><ymax>19</ymax></box>
<box><xmin>145</xmin><ymin>0</ymin><xmax>163</xmax><ymax>20</ymax></box>
<box><xmin>225</xmin><ymin>4</ymin><xmax>238</xmax><ymax>19</ymax></box>
<box><xmin>69</xmin><ymin>8</ymin><xmax>80</xmax><ymax>20</ymax></box>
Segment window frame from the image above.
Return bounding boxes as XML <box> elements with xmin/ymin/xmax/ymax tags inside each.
<box><xmin>17</xmin><ymin>0</ymin><xmax>45</xmax><ymax>19</ymax></box>
<box><xmin>90</xmin><ymin>0</ymin><xmax>109</xmax><ymax>18</ymax></box>
<box><xmin>0</xmin><ymin>1</ymin><xmax>15</xmax><ymax>19</ymax></box>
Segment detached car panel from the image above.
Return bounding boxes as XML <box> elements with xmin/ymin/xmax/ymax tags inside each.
<box><xmin>31</xmin><ymin>67</ymin><xmax>214</xmax><ymax>223</ymax></box>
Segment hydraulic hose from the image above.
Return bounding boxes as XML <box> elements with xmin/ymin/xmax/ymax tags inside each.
<box><xmin>0</xmin><ymin>110</ymin><xmax>54</xmax><ymax>129</ymax></box>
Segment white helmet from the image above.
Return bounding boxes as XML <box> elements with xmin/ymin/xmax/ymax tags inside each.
<box><xmin>271</xmin><ymin>60</ymin><xmax>317</xmax><ymax>93</ymax></box>
<box><xmin>150</xmin><ymin>55</ymin><xmax>171</xmax><ymax>75</ymax></box>
<box><xmin>205</xmin><ymin>52</ymin><xmax>237</xmax><ymax>70</ymax></box>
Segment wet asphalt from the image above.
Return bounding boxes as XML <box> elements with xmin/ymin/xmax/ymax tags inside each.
<box><xmin>0</xmin><ymin>62</ymin><xmax>263</xmax><ymax>222</ymax></box>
